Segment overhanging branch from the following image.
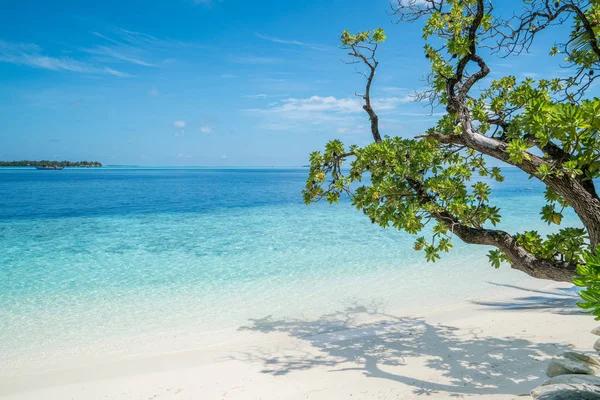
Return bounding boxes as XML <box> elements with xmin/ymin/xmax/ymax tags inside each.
<box><xmin>408</xmin><ymin>176</ymin><xmax>577</xmax><ymax>282</ymax></box>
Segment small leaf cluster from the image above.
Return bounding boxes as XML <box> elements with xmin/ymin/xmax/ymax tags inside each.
<box><xmin>516</xmin><ymin>228</ymin><xmax>588</xmax><ymax>262</ymax></box>
<box><xmin>563</xmin><ymin>5</ymin><xmax>600</xmax><ymax>70</ymax></box>
<box><xmin>341</xmin><ymin>28</ymin><xmax>386</xmax><ymax>47</ymax></box>
<box><xmin>488</xmin><ymin>227</ymin><xmax>589</xmax><ymax>268</ymax></box>
<box><xmin>303</xmin><ymin>140</ymin><xmax>354</xmax><ymax>205</ymax></box>
<box><xmin>574</xmin><ymin>247</ymin><xmax>600</xmax><ymax>320</ymax></box>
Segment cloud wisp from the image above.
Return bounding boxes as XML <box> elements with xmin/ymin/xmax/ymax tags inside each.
<box><xmin>228</xmin><ymin>55</ymin><xmax>283</xmax><ymax>64</ymax></box>
<box><xmin>242</xmin><ymin>94</ymin><xmax>269</xmax><ymax>99</ymax></box>
<box><xmin>256</xmin><ymin>34</ymin><xmax>329</xmax><ymax>51</ymax></box>
<box><xmin>83</xmin><ymin>44</ymin><xmax>156</xmax><ymax>67</ymax></box>
<box><xmin>85</xmin><ymin>27</ymin><xmax>206</xmax><ymax>69</ymax></box>
<box><xmin>0</xmin><ymin>26</ymin><xmax>206</xmax><ymax>77</ymax></box>
<box><xmin>0</xmin><ymin>40</ymin><xmax>129</xmax><ymax>76</ymax></box>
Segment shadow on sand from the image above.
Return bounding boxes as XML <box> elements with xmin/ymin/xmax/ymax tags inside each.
<box><xmin>472</xmin><ymin>282</ymin><xmax>582</xmax><ymax>315</ymax></box>
<box><xmin>234</xmin><ymin>287</ymin><xmax>583</xmax><ymax>397</ymax></box>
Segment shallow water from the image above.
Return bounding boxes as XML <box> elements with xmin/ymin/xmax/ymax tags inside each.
<box><xmin>0</xmin><ymin>167</ymin><xmax>581</xmax><ymax>370</ymax></box>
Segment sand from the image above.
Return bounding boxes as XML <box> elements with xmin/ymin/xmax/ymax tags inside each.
<box><xmin>1</xmin><ymin>281</ymin><xmax>596</xmax><ymax>400</ymax></box>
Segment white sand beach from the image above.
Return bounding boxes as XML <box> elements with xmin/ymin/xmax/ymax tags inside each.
<box><xmin>1</xmin><ymin>281</ymin><xmax>596</xmax><ymax>400</ymax></box>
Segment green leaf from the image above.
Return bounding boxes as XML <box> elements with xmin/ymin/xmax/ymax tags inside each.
<box><xmin>575</xmin><ymin>246</ymin><xmax>600</xmax><ymax>320</ymax></box>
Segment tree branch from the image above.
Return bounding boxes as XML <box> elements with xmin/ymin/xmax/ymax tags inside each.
<box><xmin>447</xmin><ymin>218</ymin><xmax>577</xmax><ymax>282</ymax></box>
<box><xmin>346</xmin><ymin>41</ymin><xmax>382</xmax><ymax>142</ymax></box>
<box><xmin>407</xmin><ymin>176</ymin><xmax>577</xmax><ymax>282</ymax></box>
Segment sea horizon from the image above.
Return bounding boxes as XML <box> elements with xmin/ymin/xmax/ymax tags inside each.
<box><xmin>0</xmin><ymin>164</ymin><xmax>522</xmax><ymax>169</ymax></box>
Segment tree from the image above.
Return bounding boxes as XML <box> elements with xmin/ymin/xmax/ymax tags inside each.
<box><xmin>303</xmin><ymin>0</ymin><xmax>600</xmax><ymax>282</ymax></box>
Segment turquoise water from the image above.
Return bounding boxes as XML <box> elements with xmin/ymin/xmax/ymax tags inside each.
<box><xmin>0</xmin><ymin>167</ymin><xmax>581</xmax><ymax>371</ymax></box>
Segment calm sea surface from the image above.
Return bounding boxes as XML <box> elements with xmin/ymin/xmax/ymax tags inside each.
<box><xmin>0</xmin><ymin>167</ymin><xmax>581</xmax><ymax>370</ymax></box>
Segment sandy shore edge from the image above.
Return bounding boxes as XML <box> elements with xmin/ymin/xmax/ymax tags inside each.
<box><xmin>1</xmin><ymin>281</ymin><xmax>596</xmax><ymax>400</ymax></box>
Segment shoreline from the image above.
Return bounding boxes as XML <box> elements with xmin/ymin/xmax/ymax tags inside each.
<box><xmin>2</xmin><ymin>280</ymin><xmax>595</xmax><ymax>400</ymax></box>
<box><xmin>0</xmin><ymin>271</ymin><xmax>557</xmax><ymax>373</ymax></box>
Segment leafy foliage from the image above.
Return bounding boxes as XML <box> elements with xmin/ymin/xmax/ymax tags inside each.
<box><xmin>340</xmin><ymin>28</ymin><xmax>387</xmax><ymax>46</ymax></box>
<box><xmin>574</xmin><ymin>247</ymin><xmax>600</xmax><ymax>320</ymax></box>
<box><xmin>304</xmin><ymin>135</ymin><xmax>505</xmax><ymax>263</ymax></box>
<box><xmin>304</xmin><ymin>0</ymin><xmax>600</xmax><ymax>282</ymax></box>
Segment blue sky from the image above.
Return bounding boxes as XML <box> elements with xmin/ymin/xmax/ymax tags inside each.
<box><xmin>0</xmin><ymin>0</ymin><xmax>580</xmax><ymax>166</ymax></box>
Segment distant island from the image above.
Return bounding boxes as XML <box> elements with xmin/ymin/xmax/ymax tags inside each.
<box><xmin>0</xmin><ymin>160</ymin><xmax>102</xmax><ymax>167</ymax></box>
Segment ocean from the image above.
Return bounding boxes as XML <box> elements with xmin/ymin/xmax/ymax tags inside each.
<box><xmin>0</xmin><ymin>167</ymin><xmax>581</xmax><ymax>373</ymax></box>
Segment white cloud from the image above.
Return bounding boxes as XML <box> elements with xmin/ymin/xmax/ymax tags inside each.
<box><xmin>173</xmin><ymin>120</ymin><xmax>186</xmax><ymax>128</ymax></box>
<box><xmin>221</xmin><ymin>154</ymin><xmax>228</xmax><ymax>159</ymax></box>
<box><xmin>249</xmin><ymin>76</ymin><xmax>286</xmax><ymax>83</ymax></box>
<box><xmin>0</xmin><ymin>27</ymin><xmax>205</xmax><ymax>78</ymax></box>
<box><xmin>85</xmin><ymin>27</ymin><xmax>205</xmax><ymax>73</ymax></box>
<box><xmin>243</xmin><ymin>94</ymin><xmax>268</xmax><ymax>99</ymax></box>
<box><xmin>250</xmin><ymin>96</ymin><xmax>361</xmax><ymax>115</ymax></box>
<box><xmin>198</xmin><ymin>126</ymin><xmax>214</xmax><ymax>134</ymax></box>
<box><xmin>174</xmin><ymin>130</ymin><xmax>185</xmax><ymax>137</ymax></box>
<box><xmin>245</xmin><ymin>95</ymin><xmax>411</xmax><ymax>116</ymax></box>
<box><xmin>82</xmin><ymin>44</ymin><xmax>156</xmax><ymax>67</ymax></box>
<box><xmin>256</xmin><ymin>34</ymin><xmax>329</xmax><ymax>51</ymax></box>
<box><xmin>398</xmin><ymin>0</ymin><xmax>430</xmax><ymax>6</ymax></box>
<box><xmin>229</xmin><ymin>55</ymin><xmax>282</xmax><ymax>64</ymax></box>
<box><xmin>337</xmin><ymin>125</ymin><xmax>366</xmax><ymax>134</ymax></box>
<box><xmin>0</xmin><ymin>40</ymin><xmax>128</xmax><ymax>77</ymax></box>
<box><xmin>104</xmin><ymin>67</ymin><xmax>131</xmax><ymax>77</ymax></box>
<box><xmin>106</xmin><ymin>27</ymin><xmax>204</xmax><ymax>51</ymax></box>
<box><xmin>243</xmin><ymin>95</ymin><xmax>422</xmax><ymax>133</ymax></box>
<box><xmin>177</xmin><ymin>153</ymin><xmax>192</xmax><ymax>158</ymax></box>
